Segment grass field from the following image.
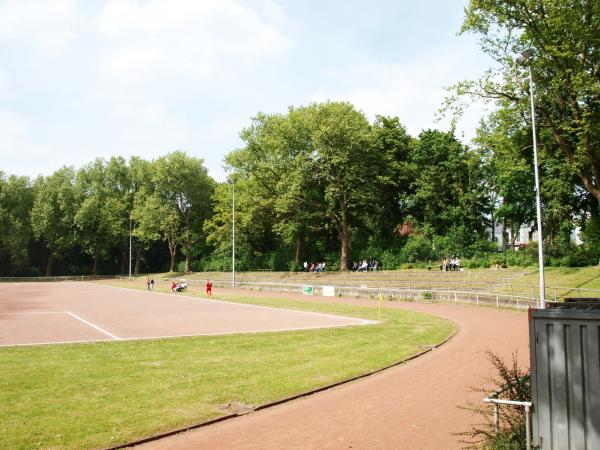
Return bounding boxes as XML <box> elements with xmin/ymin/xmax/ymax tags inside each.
<box><xmin>0</xmin><ymin>290</ymin><xmax>454</xmax><ymax>449</ymax></box>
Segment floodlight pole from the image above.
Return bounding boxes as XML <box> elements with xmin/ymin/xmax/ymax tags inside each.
<box><xmin>128</xmin><ymin>215</ymin><xmax>132</xmax><ymax>279</ymax></box>
<box><xmin>232</xmin><ymin>181</ymin><xmax>236</xmax><ymax>288</ymax></box>
<box><xmin>518</xmin><ymin>49</ymin><xmax>545</xmax><ymax>308</ymax></box>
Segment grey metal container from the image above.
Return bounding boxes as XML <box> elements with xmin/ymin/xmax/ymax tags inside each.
<box><xmin>529</xmin><ymin>306</ymin><xmax>600</xmax><ymax>449</ymax></box>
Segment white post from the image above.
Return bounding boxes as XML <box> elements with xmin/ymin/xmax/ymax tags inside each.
<box><xmin>528</xmin><ymin>64</ymin><xmax>545</xmax><ymax>308</ymax></box>
<box><xmin>128</xmin><ymin>216</ymin><xmax>132</xmax><ymax>279</ymax></box>
<box><xmin>232</xmin><ymin>182</ymin><xmax>236</xmax><ymax>288</ymax></box>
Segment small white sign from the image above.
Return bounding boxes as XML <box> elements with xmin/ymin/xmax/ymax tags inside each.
<box><xmin>322</xmin><ymin>285</ymin><xmax>335</xmax><ymax>297</ymax></box>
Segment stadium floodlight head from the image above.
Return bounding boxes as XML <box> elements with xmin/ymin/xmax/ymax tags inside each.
<box><xmin>516</xmin><ymin>48</ymin><xmax>534</xmax><ymax>66</ymax></box>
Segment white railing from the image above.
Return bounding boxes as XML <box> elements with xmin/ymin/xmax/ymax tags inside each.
<box><xmin>484</xmin><ymin>381</ymin><xmax>532</xmax><ymax>450</ymax></box>
<box><xmin>0</xmin><ymin>275</ymin><xmax>113</xmax><ymax>282</ymax></box>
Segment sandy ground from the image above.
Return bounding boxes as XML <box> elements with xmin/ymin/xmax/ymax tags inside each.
<box><xmin>137</xmin><ymin>290</ymin><xmax>530</xmax><ymax>450</ymax></box>
<box><xmin>0</xmin><ymin>282</ymin><xmax>372</xmax><ymax>345</ymax></box>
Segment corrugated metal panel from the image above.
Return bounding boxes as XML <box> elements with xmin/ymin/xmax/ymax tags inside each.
<box><xmin>530</xmin><ymin>309</ymin><xmax>600</xmax><ymax>449</ymax></box>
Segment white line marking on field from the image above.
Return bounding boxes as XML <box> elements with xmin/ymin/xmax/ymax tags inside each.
<box><xmin>0</xmin><ymin>321</ymin><xmax>376</xmax><ymax>347</ymax></box>
<box><xmin>65</xmin><ymin>311</ymin><xmax>121</xmax><ymax>340</ymax></box>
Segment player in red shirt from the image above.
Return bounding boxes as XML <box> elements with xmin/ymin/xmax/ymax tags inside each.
<box><xmin>206</xmin><ymin>279</ymin><xmax>213</xmax><ymax>298</ymax></box>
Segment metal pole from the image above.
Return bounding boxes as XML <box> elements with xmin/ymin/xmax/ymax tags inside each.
<box><xmin>232</xmin><ymin>182</ymin><xmax>236</xmax><ymax>288</ymax></box>
<box><xmin>528</xmin><ymin>64</ymin><xmax>546</xmax><ymax>308</ymax></box>
<box><xmin>525</xmin><ymin>405</ymin><xmax>532</xmax><ymax>450</ymax></box>
<box><xmin>493</xmin><ymin>403</ymin><xmax>500</xmax><ymax>434</ymax></box>
<box><xmin>128</xmin><ymin>216</ymin><xmax>132</xmax><ymax>279</ymax></box>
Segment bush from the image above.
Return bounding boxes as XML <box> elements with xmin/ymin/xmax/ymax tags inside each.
<box><xmin>380</xmin><ymin>249</ymin><xmax>403</xmax><ymax>270</ymax></box>
<box><xmin>400</xmin><ymin>236</ymin><xmax>434</xmax><ymax>262</ymax></box>
<box><xmin>457</xmin><ymin>351</ymin><xmax>530</xmax><ymax>450</ymax></box>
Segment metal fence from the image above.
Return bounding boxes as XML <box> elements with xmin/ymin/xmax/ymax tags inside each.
<box><xmin>0</xmin><ymin>275</ymin><xmax>114</xmax><ymax>282</ymax></box>
<box><xmin>190</xmin><ymin>279</ymin><xmax>539</xmax><ymax>310</ymax></box>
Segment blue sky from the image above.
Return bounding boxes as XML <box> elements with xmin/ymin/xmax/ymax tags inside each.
<box><xmin>0</xmin><ymin>0</ymin><xmax>493</xmax><ymax>182</ymax></box>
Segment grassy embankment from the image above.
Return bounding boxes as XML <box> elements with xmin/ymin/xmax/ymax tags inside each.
<box><xmin>0</xmin><ymin>287</ymin><xmax>454</xmax><ymax>449</ymax></box>
<box><xmin>140</xmin><ymin>266</ymin><xmax>600</xmax><ymax>300</ymax></box>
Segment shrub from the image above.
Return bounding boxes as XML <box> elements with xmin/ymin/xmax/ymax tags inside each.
<box><xmin>380</xmin><ymin>250</ymin><xmax>403</xmax><ymax>270</ymax></box>
<box><xmin>457</xmin><ymin>351</ymin><xmax>530</xmax><ymax>449</ymax></box>
<box><xmin>401</xmin><ymin>236</ymin><xmax>434</xmax><ymax>262</ymax></box>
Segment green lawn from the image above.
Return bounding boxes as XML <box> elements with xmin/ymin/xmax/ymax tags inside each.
<box><xmin>495</xmin><ymin>266</ymin><xmax>600</xmax><ymax>299</ymax></box>
<box><xmin>0</xmin><ymin>291</ymin><xmax>454</xmax><ymax>450</ymax></box>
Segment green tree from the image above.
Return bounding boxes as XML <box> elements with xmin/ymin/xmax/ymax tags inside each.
<box><xmin>225</xmin><ymin>102</ymin><xmax>382</xmax><ymax>271</ymax></box>
<box><xmin>30</xmin><ymin>167</ymin><xmax>78</xmax><ymax>276</ymax></box>
<box><xmin>453</xmin><ymin>0</ymin><xmax>600</xmax><ymax>205</ymax></box>
<box><xmin>475</xmin><ymin>109</ymin><xmax>536</xmax><ymax>247</ymax></box>
<box><xmin>129</xmin><ymin>156</ymin><xmax>155</xmax><ymax>274</ymax></box>
<box><xmin>74</xmin><ymin>159</ymin><xmax>114</xmax><ymax>275</ymax></box>
<box><xmin>371</xmin><ymin>116</ymin><xmax>414</xmax><ymax>246</ymax></box>
<box><xmin>0</xmin><ymin>173</ymin><xmax>34</xmax><ymax>274</ymax></box>
<box><xmin>152</xmin><ymin>151</ymin><xmax>215</xmax><ymax>272</ymax></box>
<box><xmin>132</xmin><ymin>193</ymin><xmax>180</xmax><ymax>272</ymax></box>
<box><xmin>406</xmin><ymin>129</ymin><xmax>487</xmax><ymax>246</ymax></box>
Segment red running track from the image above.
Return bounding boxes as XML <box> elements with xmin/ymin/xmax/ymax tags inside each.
<box><xmin>138</xmin><ymin>291</ymin><xmax>530</xmax><ymax>450</ymax></box>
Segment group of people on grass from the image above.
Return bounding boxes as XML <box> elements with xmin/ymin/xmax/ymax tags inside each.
<box><xmin>352</xmin><ymin>259</ymin><xmax>379</xmax><ymax>272</ymax></box>
<box><xmin>144</xmin><ymin>276</ymin><xmax>213</xmax><ymax>297</ymax></box>
<box><xmin>171</xmin><ymin>279</ymin><xmax>188</xmax><ymax>292</ymax></box>
<box><xmin>303</xmin><ymin>261</ymin><xmax>326</xmax><ymax>273</ymax></box>
<box><xmin>441</xmin><ymin>256</ymin><xmax>461</xmax><ymax>271</ymax></box>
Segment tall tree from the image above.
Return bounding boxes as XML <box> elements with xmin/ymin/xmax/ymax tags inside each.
<box><xmin>153</xmin><ymin>151</ymin><xmax>214</xmax><ymax>272</ymax></box>
<box><xmin>475</xmin><ymin>109</ymin><xmax>536</xmax><ymax>246</ymax></box>
<box><xmin>227</xmin><ymin>102</ymin><xmax>381</xmax><ymax>271</ymax></box>
<box><xmin>74</xmin><ymin>159</ymin><xmax>113</xmax><ymax>275</ymax></box>
<box><xmin>371</xmin><ymin>116</ymin><xmax>414</xmax><ymax>244</ymax></box>
<box><xmin>452</xmin><ymin>0</ymin><xmax>600</xmax><ymax>204</ymax></box>
<box><xmin>0</xmin><ymin>173</ymin><xmax>34</xmax><ymax>274</ymax></box>
<box><xmin>129</xmin><ymin>156</ymin><xmax>155</xmax><ymax>274</ymax></box>
<box><xmin>406</xmin><ymin>129</ymin><xmax>487</xmax><ymax>243</ymax></box>
<box><xmin>30</xmin><ymin>167</ymin><xmax>78</xmax><ymax>276</ymax></box>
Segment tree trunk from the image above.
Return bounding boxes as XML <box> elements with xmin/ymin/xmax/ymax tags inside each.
<box><xmin>134</xmin><ymin>243</ymin><xmax>142</xmax><ymax>275</ymax></box>
<box><xmin>92</xmin><ymin>247</ymin><xmax>100</xmax><ymax>275</ymax></box>
<box><xmin>339</xmin><ymin>224</ymin><xmax>350</xmax><ymax>271</ymax></box>
<box><xmin>169</xmin><ymin>250</ymin><xmax>176</xmax><ymax>273</ymax></box>
<box><xmin>45</xmin><ymin>248</ymin><xmax>53</xmax><ymax>277</ymax></box>
<box><xmin>120</xmin><ymin>246</ymin><xmax>127</xmax><ymax>275</ymax></box>
<box><xmin>294</xmin><ymin>233</ymin><xmax>303</xmax><ymax>267</ymax></box>
<box><xmin>337</xmin><ymin>198</ymin><xmax>351</xmax><ymax>271</ymax></box>
<box><xmin>184</xmin><ymin>244</ymin><xmax>191</xmax><ymax>273</ymax></box>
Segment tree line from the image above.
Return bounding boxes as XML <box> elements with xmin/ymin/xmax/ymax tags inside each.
<box><xmin>1</xmin><ymin>0</ymin><xmax>599</xmax><ymax>275</ymax></box>
<box><xmin>1</xmin><ymin>103</ymin><xmax>598</xmax><ymax>275</ymax></box>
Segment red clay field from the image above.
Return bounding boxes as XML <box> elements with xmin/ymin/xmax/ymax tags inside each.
<box><xmin>0</xmin><ymin>282</ymin><xmax>375</xmax><ymax>346</ymax></box>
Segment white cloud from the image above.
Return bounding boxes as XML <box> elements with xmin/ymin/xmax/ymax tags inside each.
<box><xmin>0</xmin><ymin>0</ymin><xmax>79</xmax><ymax>54</ymax></box>
<box><xmin>311</xmin><ymin>47</ymin><xmax>492</xmax><ymax>143</ymax></box>
<box><xmin>95</xmin><ymin>0</ymin><xmax>291</xmax><ymax>83</ymax></box>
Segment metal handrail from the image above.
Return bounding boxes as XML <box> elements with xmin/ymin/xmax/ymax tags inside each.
<box><xmin>484</xmin><ymin>378</ymin><xmax>532</xmax><ymax>450</ymax></box>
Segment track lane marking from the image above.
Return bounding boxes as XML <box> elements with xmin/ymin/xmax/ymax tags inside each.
<box><xmin>65</xmin><ymin>311</ymin><xmax>121</xmax><ymax>340</ymax></box>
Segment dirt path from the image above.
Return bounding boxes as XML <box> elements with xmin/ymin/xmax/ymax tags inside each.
<box><xmin>138</xmin><ymin>292</ymin><xmax>530</xmax><ymax>450</ymax></box>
